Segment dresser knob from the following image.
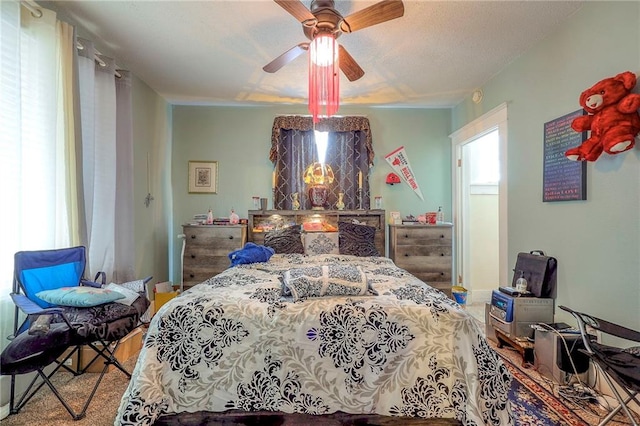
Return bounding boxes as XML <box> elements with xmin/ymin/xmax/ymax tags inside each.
<box><xmin>440</xmin><ymin>253</ymin><xmax>444</xmax><ymax>256</ymax></box>
<box><xmin>440</xmin><ymin>272</ymin><xmax>444</xmax><ymax>276</ymax></box>
<box><xmin>440</xmin><ymin>234</ymin><xmax>445</xmax><ymax>238</ymax></box>
<box><xmin>191</xmin><ymin>235</ymin><xmax>196</xmax><ymax>239</ymax></box>
<box><xmin>191</xmin><ymin>254</ymin><xmax>196</xmax><ymax>259</ymax></box>
<box><xmin>189</xmin><ymin>273</ymin><xmax>195</xmax><ymax>278</ymax></box>
<box><xmin>404</xmin><ymin>234</ymin><xmax>409</xmax><ymax>238</ymax></box>
<box><xmin>404</xmin><ymin>253</ymin><xmax>409</xmax><ymax>257</ymax></box>
<box><xmin>228</xmin><ymin>235</ymin><xmax>234</xmax><ymax>240</ymax></box>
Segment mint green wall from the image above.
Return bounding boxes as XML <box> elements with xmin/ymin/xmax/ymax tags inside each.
<box><xmin>453</xmin><ymin>2</ymin><xmax>640</xmax><ymax>329</ymax></box>
<box><xmin>132</xmin><ymin>75</ymin><xmax>172</xmax><ymax>285</ymax></box>
<box><xmin>170</xmin><ymin>105</ymin><xmax>451</xmax><ymax>283</ymax></box>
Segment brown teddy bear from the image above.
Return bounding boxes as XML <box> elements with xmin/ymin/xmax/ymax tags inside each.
<box><xmin>565</xmin><ymin>71</ymin><xmax>640</xmax><ymax>161</ymax></box>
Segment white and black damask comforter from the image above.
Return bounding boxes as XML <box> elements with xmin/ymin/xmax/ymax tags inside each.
<box><xmin>115</xmin><ymin>254</ymin><xmax>512</xmax><ymax>425</ymax></box>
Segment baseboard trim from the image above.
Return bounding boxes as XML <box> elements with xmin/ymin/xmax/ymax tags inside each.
<box><xmin>1</xmin><ymin>402</ymin><xmax>9</xmax><ymax>420</ymax></box>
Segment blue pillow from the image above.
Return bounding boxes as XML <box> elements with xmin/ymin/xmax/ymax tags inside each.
<box><xmin>36</xmin><ymin>286</ymin><xmax>125</xmax><ymax>307</ymax></box>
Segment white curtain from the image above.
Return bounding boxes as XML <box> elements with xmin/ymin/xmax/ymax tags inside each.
<box><xmin>0</xmin><ymin>2</ymin><xmax>135</xmax><ymax>415</ymax></box>
<box><xmin>77</xmin><ymin>39</ymin><xmax>135</xmax><ymax>282</ymax></box>
<box><xmin>0</xmin><ymin>1</ymin><xmax>71</xmax><ymax>352</ymax></box>
<box><xmin>1</xmin><ymin>3</ymin><xmax>74</xmax><ymax>415</ymax></box>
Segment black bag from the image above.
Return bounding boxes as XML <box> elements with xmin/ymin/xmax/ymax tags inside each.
<box><xmin>511</xmin><ymin>250</ymin><xmax>557</xmax><ymax>298</ymax></box>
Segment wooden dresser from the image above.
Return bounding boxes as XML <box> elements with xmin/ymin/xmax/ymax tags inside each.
<box><xmin>388</xmin><ymin>224</ymin><xmax>453</xmax><ymax>298</ymax></box>
<box><xmin>182</xmin><ymin>225</ymin><xmax>247</xmax><ymax>290</ymax></box>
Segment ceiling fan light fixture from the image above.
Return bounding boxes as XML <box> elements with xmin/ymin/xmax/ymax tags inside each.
<box><xmin>309</xmin><ymin>33</ymin><xmax>339</xmax><ymax>123</ymax></box>
<box><xmin>309</xmin><ymin>33</ymin><xmax>338</xmax><ymax>65</ymax></box>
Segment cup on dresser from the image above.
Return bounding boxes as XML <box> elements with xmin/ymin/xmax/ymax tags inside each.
<box><xmin>426</xmin><ymin>212</ymin><xmax>437</xmax><ymax>225</ymax></box>
<box><xmin>260</xmin><ymin>198</ymin><xmax>268</xmax><ymax>210</ymax></box>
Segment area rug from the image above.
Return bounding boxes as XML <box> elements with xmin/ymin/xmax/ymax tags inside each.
<box><xmin>493</xmin><ymin>340</ymin><xmax>638</xmax><ymax>426</ymax></box>
<box><xmin>506</xmin><ymin>358</ymin><xmax>588</xmax><ymax>426</ymax></box>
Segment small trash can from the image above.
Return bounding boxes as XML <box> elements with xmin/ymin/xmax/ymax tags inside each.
<box><xmin>452</xmin><ymin>286</ymin><xmax>468</xmax><ymax>308</ymax></box>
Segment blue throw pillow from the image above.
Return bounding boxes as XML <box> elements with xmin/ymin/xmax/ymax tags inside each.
<box><xmin>36</xmin><ymin>286</ymin><xmax>125</xmax><ymax>307</ymax></box>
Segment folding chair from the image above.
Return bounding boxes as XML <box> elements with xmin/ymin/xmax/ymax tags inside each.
<box><xmin>560</xmin><ymin>305</ymin><xmax>640</xmax><ymax>426</ymax></box>
<box><xmin>0</xmin><ymin>246</ymin><xmax>151</xmax><ymax>420</ymax></box>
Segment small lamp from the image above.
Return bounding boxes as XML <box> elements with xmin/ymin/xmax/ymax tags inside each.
<box><xmin>303</xmin><ymin>162</ymin><xmax>334</xmax><ymax>210</ymax></box>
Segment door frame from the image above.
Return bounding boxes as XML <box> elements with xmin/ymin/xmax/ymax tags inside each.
<box><xmin>450</xmin><ymin>103</ymin><xmax>509</xmax><ymax>299</ymax></box>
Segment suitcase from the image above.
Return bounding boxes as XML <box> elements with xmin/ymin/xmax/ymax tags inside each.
<box><xmin>511</xmin><ymin>250</ymin><xmax>557</xmax><ymax>298</ymax></box>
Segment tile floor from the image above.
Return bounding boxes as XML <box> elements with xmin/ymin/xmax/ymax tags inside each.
<box><xmin>465</xmin><ymin>302</ymin><xmax>486</xmax><ymax>325</ymax></box>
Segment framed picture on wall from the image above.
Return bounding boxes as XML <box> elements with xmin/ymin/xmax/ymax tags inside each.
<box><xmin>542</xmin><ymin>110</ymin><xmax>587</xmax><ymax>202</ymax></box>
<box><xmin>188</xmin><ymin>161</ymin><xmax>218</xmax><ymax>194</ymax></box>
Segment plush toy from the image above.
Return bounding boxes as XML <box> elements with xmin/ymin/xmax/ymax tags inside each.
<box><xmin>565</xmin><ymin>71</ymin><xmax>640</xmax><ymax>161</ymax></box>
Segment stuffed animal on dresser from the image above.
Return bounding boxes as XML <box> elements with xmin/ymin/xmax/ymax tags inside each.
<box><xmin>565</xmin><ymin>71</ymin><xmax>640</xmax><ymax>161</ymax></box>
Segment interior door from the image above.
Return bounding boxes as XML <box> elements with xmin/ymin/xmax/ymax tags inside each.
<box><xmin>451</xmin><ymin>104</ymin><xmax>508</xmax><ymax>304</ymax></box>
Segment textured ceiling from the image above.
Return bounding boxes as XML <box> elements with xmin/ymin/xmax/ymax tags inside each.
<box><xmin>46</xmin><ymin>0</ymin><xmax>584</xmax><ymax>108</ymax></box>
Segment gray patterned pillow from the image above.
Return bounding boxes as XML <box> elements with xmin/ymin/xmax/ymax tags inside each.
<box><xmin>302</xmin><ymin>232</ymin><xmax>339</xmax><ymax>255</ymax></box>
<box><xmin>338</xmin><ymin>222</ymin><xmax>379</xmax><ymax>257</ymax></box>
<box><xmin>282</xmin><ymin>264</ymin><xmax>377</xmax><ymax>301</ymax></box>
<box><xmin>264</xmin><ymin>226</ymin><xmax>304</xmax><ymax>254</ymax></box>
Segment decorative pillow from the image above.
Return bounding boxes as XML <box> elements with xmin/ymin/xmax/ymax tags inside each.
<box><xmin>36</xmin><ymin>286</ymin><xmax>124</xmax><ymax>307</ymax></box>
<box><xmin>264</xmin><ymin>226</ymin><xmax>304</xmax><ymax>254</ymax></box>
<box><xmin>282</xmin><ymin>264</ymin><xmax>377</xmax><ymax>302</ymax></box>
<box><xmin>113</xmin><ymin>279</ymin><xmax>152</xmax><ymax>322</ymax></box>
<box><xmin>303</xmin><ymin>232</ymin><xmax>339</xmax><ymax>255</ymax></box>
<box><xmin>338</xmin><ymin>222</ymin><xmax>379</xmax><ymax>257</ymax></box>
<box><xmin>104</xmin><ymin>283</ymin><xmax>141</xmax><ymax>306</ymax></box>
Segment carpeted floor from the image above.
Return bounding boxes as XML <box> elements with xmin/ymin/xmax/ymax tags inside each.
<box><xmin>2</xmin><ymin>341</ymin><xmax>636</xmax><ymax>425</ymax></box>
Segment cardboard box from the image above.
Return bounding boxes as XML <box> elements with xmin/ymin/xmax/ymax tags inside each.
<box><xmin>154</xmin><ymin>291</ymin><xmax>178</xmax><ymax>312</ymax></box>
<box><xmin>59</xmin><ymin>327</ymin><xmax>144</xmax><ymax>373</ymax></box>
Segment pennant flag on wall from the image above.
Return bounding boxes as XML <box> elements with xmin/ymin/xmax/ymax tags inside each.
<box><xmin>384</xmin><ymin>146</ymin><xmax>424</xmax><ymax>200</ymax></box>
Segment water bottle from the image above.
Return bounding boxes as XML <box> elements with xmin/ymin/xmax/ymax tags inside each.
<box><xmin>515</xmin><ymin>271</ymin><xmax>528</xmax><ymax>293</ymax></box>
<box><xmin>436</xmin><ymin>206</ymin><xmax>444</xmax><ymax>224</ymax></box>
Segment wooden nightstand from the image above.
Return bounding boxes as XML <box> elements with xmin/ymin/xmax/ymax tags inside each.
<box><xmin>388</xmin><ymin>224</ymin><xmax>453</xmax><ymax>298</ymax></box>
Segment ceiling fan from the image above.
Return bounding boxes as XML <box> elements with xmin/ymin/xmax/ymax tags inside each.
<box><xmin>263</xmin><ymin>0</ymin><xmax>405</xmax><ymax>82</ymax></box>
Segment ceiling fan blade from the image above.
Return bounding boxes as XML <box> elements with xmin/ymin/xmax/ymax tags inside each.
<box><xmin>338</xmin><ymin>45</ymin><xmax>364</xmax><ymax>82</ymax></box>
<box><xmin>340</xmin><ymin>0</ymin><xmax>404</xmax><ymax>33</ymax></box>
<box><xmin>263</xmin><ymin>43</ymin><xmax>309</xmax><ymax>73</ymax></box>
<box><xmin>274</xmin><ymin>0</ymin><xmax>316</xmax><ymax>24</ymax></box>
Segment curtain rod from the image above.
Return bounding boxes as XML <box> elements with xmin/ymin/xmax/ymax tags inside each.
<box><xmin>20</xmin><ymin>0</ymin><xmax>42</xmax><ymax>18</ymax></box>
<box><xmin>76</xmin><ymin>41</ymin><xmax>123</xmax><ymax>79</ymax></box>
<box><xmin>20</xmin><ymin>1</ymin><xmax>123</xmax><ymax>79</ymax></box>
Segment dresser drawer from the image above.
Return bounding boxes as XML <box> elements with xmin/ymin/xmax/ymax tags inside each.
<box><xmin>182</xmin><ymin>259</ymin><xmax>230</xmax><ymax>284</ymax></box>
<box><xmin>395</xmin><ymin>256</ymin><xmax>451</xmax><ymax>275</ymax></box>
<box><xmin>393</xmin><ymin>227</ymin><xmax>451</xmax><ymax>246</ymax></box>
<box><xmin>393</xmin><ymin>245</ymin><xmax>452</xmax><ymax>258</ymax></box>
<box><xmin>183</xmin><ymin>252</ymin><xmax>231</xmax><ymax>270</ymax></box>
<box><xmin>184</xmin><ymin>227</ymin><xmax>245</xmax><ymax>247</ymax></box>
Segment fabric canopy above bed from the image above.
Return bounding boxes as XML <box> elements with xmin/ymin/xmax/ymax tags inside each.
<box><xmin>115</xmin><ymin>254</ymin><xmax>512</xmax><ymax>425</ymax></box>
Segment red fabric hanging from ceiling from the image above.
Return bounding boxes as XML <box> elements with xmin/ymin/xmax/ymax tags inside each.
<box><xmin>308</xmin><ymin>34</ymin><xmax>339</xmax><ymax>123</ymax></box>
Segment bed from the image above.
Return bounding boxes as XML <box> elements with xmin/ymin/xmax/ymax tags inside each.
<box><xmin>115</xmin><ymin>253</ymin><xmax>512</xmax><ymax>425</ymax></box>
